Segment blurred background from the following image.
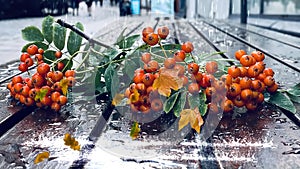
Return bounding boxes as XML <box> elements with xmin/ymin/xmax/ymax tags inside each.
<box><xmin>0</xmin><ymin>0</ymin><xmax>299</xmax><ymax>20</ymax></box>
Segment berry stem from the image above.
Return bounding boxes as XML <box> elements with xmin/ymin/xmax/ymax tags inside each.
<box><xmin>159</xmin><ymin>41</ymin><xmax>168</xmax><ymax>58</ymax></box>
<box><xmin>190</xmin><ymin>53</ymin><xmax>197</xmax><ymax>63</ymax></box>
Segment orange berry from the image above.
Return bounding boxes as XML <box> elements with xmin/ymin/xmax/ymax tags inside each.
<box><xmin>191</xmin><ymin>72</ymin><xmax>203</xmax><ymax>83</ymax></box>
<box><xmin>256</xmin><ymin>73</ymin><xmax>267</xmax><ymax>81</ymax></box>
<box><xmin>144</xmin><ymin>33</ymin><xmax>159</xmax><ymax>46</ymax></box>
<box><xmin>27</xmin><ymin>44</ymin><xmax>38</xmax><ymax>55</ymax></box>
<box><xmin>223</xmin><ymin>99</ymin><xmax>234</xmax><ymax>113</ymax></box>
<box><xmin>263</xmin><ymin>76</ymin><xmax>275</xmax><ymax>87</ymax></box>
<box><xmin>235</xmin><ymin>49</ymin><xmax>246</xmax><ymax>60</ymax></box>
<box><xmin>55</xmin><ymin>51</ymin><xmax>62</xmax><ymax>58</ymax></box>
<box><xmin>181</xmin><ymin>41</ymin><xmax>194</xmax><ymax>53</ymax></box>
<box><xmin>188</xmin><ymin>83</ymin><xmax>200</xmax><ymax>94</ymax></box>
<box><xmin>173</xmin><ymin>50</ymin><xmax>186</xmax><ymax>62</ymax></box>
<box><xmin>151</xmin><ymin>98</ymin><xmax>163</xmax><ymax>112</ymax></box>
<box><xmin>240</xmin><ymin>55</ymin><xmax>254</xmax><ymax>67</ymax></box>
<box><xmin>164</xmin><ymin>58</ymin><xmax>176</xmax><ymax>69</ymax></box>
<box><xmin>263</xmin><ymin>68</ymin><xmax>274</xmax><ymax>77</ymax></box>
<box><xmin>142</xmin><ymin>26</ymin><xmax>154</xmax><ymax>38</ymax></box>
<box><xmin>257</xmin><ymin>93</ymin><xmax>264</xmax><ymax>104</ymax></box>
<box><xmin>142</xmin><ymin>73</ymin><xmax>155</xmax><ymax>87</ymax></box>
<box><xmin>133</xmin><ymin>73</ymin><xmax>144</xmax><ymax>84</ymax></box>
<box><xmin>228</xmin><ymin>83</ymin><xmax>241</xmax><ymax>97</ymax></box>
<box><xmin>267</xmin><ymin>83</ymin><xmax>278</xmax><ymax>93</ymax></box>
<box><xmin>12</xmin><ymin>76</ymin><xmax>23</xmax><ymax>85</ymax></box>
<box><xmin>58</xmin><ymin>95</ymin><xmax>68</xmax><ymax>105</ymax></box>
<box><xmin>135</xmin><ymin>83</ymin><xmax>146</xmax><ymax>94</ymax></box>
<box><xmin>187</xmin><ymin>63</ymin><xmax>199</xmax><ymax>74</ymax></box>
<box><xmin>233</xmin><ymin>95</ymin><xmax>244</xmax><ymax>107</ymax></box>
<box><xmin>20</xmin><ymin>53</ymin><xmax>30</xmax><ymax>62</ymax></box>
<box><xmin>205</xmin><ymin>61</ymin><xmax>218</xmax><ymax>74</ymax></box>
<box><xmin>251</xmin><ymin>51</ymin><xmax>265</xmax><ymax>62</ymax></box>
<box><xmin>51</xmin><ymin>102</ymin><xmax>61</xmax><ymax>112</ymax></box>
<box><xmin>239</xmin><ymin>67</ymin><xmax>248</xmax><ymax>77</ymax></box>
<box><xmin>240</xmin><ymin>89</ymin><xmax>253</xmax><ymax>102</ymax></box>
<box><xmin>141</xmin><ymin>53</ymin><xmax>151</xmax><ymax>64</ymax></box>
<box><xmin>144</xmin><ymin>60</ymin><xmax>159</xmax><ymax>73</ymax></box>
<box><xmin>227</xmin><ymin>65</ymin><xmax>241</xmax><ymax>78</ymax></box>
<box><xmin>245</xmin><ymin>101</ymin><xmax>257</xmax><ymax>111</ymax></box>
<box><xmin>220</xmin><ymin>74</ymin><xmax>233</xmax><ymax>86</ymax></box>
<box><xmin>157</xmin><ymin>26</ymin><xmax>169</xmax><ymax>39</ymax></box>
<box><xmin>239</xmin><ymin>77</ymin><xmax>252</xmax><ymax>89</ymax></box>
<box><xmin>65</xmin><ymin>70</ymin><xmax>76</xmax><ymax>77</ymax></box>
<box><xmin>247</xmin><ymin>65</ymin><xmax>260</xmax><ymax>78</ymax></box>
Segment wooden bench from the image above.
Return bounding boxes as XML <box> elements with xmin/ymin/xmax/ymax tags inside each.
<box><xmin>0</xmin><ymin>16</ymin><xmax>299</xmax><ymax>168</ymax></box>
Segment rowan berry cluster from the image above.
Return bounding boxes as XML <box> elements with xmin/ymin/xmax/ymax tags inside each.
<box><xmin>222</xmin><ymin>50</ymin><xmax>278</xmax><ymax>111</ymax></box>
<box><xmin>125</xmin><ymin>26</ymin><xmax>278</xmax><ymax>115</ymax></box>
<box><xmin>7</xmin><ymin>44</ymin><xmax>76</xmax><ymax>112</ymax></box>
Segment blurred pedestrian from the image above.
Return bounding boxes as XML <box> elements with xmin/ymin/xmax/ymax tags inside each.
<box><xmin>95</xmin><ymin>0</ymin><xmax>103</xmax><ymax>7</ymax></box>
<box><xmin>71</xmin><ymin>0</ymin><xmax>80</xmax><ymax>16</ymax></box>
<box><xmin>85</xmin><ymin>0</ymin><xmax>93</xmax><ymax>16</ymax></box>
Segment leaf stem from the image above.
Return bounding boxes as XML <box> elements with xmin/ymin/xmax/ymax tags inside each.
<box><xmin>75</xmin><ymin>49</ymin><xmax>91</xmax><ymax>71</ymax></box>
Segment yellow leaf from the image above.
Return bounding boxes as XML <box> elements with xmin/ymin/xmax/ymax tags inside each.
<box><xmin>178</xmin><ymin>107</ymin><xmax>204</xmax><ymax>133</ymax></box>
<box><xmin>34</xmin><ymin>151</ymin><xmax>50</xmax><ymax>164</ymax></box>
<box><xmin>130</xmin><ymin>121</ymin><xmax>140</xmax><ymax>140</ymax></box>
<box><xmin>63</xmin><ymin>133</ymin><xmax>81</xmax><ymax>151</ymax></box>
<box><xmin>152</xmin><ymin>68</ymin><xmax>183</xmax><ymax>97</ymax></box>
<box><xmin>112</xmin><ymin>93</ymin><xmax>124</xmax><ymax>106</ymax></box>
<box><xmin>178</xmin><ymin>109</ymin><xmax>195</xmax><ymax>131</ymax></box>
<box><xmin>192</xmin><ymin>107</ymin><xmax>204</xmax><ymax>133</ymax></box>
<box><xmin>59</xmin><ymin>78</ymin><xmax>69</xmax><ymax>96</ymax></box>
<box><xmin>128</xmin><ymin>88</ymin><xmax>139</xmax><ymax>104</ymax></box>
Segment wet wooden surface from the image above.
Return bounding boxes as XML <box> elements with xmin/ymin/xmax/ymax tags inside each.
<box><xmin>0</xmin><ymin>17</ymin><xmax>299</xmax><ymax>169</ymax></box>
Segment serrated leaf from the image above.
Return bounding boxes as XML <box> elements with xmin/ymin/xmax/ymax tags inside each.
<box><xmin>22</xmin><ymin>26</ymin><xmax>44</xmax><ymax>42</ymax></box>
<box><xmin>178</xmin><ymin>107</ymin><xmax>203</xmax><ymax>133</ymax></box>
<box><xmin>42</xmin><ymin>16</ymin><xmax>54</xmax><ymax>43</ymax></box>
<box><xmin>130</xmin><ymin>121</ymin><xmax>140</xmax><ymax>140</ymax></box>
<box><xmin>53</xmin><ymin>23</ymin><xmax>66</xmax><ymax>50</ymax></box>
<box><xmin>21</xmin><ymin>42</ymin><xmax>48</xmax><ymax>52</ymax></box>
<box><xmin>163</xmin><ymin>91</ymin><xmax>180</xmax><ymax>113</ymax></box>
<box><xmin>35</xmin><ymin>88</ymin><xmax>48</xmax><ymax>102</ymax></box>
<box><xmin>43</xmin><ymin>50</ymin><xmax>56</xmax><ymax>64</ymax></box>
<box><xmin>67</xmin><ymin>22</ymin><xmax>84</xmax><ymax>56</ymax></box>
<box><xmin>287</xmin><ymin>93</ymin><xmax>300</xmax><ymax>103</ymax></box>
<box><xmin>34</xmin><ymin>151</ymin><xmax>50</xmax><ymax>164</ymax></box>
<box><xmin>173</xmin><ymin>91</ymin><xmax>187</xmax><ymax>117</ymax></box>
<box><xmin>269</xmin><ymin>91</ymin><xmax>296</xmax><ymax>114</ymax></box>
<box><xmin>152</xmin><ymin>68</ymin><xmax>183</xmax><ymax>97</ymax></box>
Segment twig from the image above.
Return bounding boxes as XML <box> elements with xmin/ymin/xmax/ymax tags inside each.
<box><xmin>56</xmin><ymin>19</ymin><xmax>113</xmax><ymax>49</ymax></box>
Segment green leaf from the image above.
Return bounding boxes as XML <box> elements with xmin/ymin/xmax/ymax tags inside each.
<box><xmin>198</xmin><ymin>92</ymin><xmax>208</xmax><ymax>116</ymax></box>
<box><xmin>188</xmin><ymin>92</ymin><xmax>208</xmax><ymax>116</ymax></box>
<box><xmin>22</xmin><ymin>26</ymin><xmax>44</xmax><ymax>42</ymax></box>
<box><xmin>124</xmin><ymin>59</ymin><xmax>139</xmax><ymax>80</ymax></box>
<box><xmin>117</xmin><ymin>35</ymin><xmax>140</xmax><ymax>49</ymax></box>
<box><xmin>21</xmin><ymin>42</ymin><xmax>48</xmax><ymax>52</ymax></box>
<box><xmin>42</xmin><ymin>16</ymin><xmax>54</xmax><ymax>43</ymax></box>
<box><xmin>173</xmin><ymin>91</ymin><xmax>187</xmax><ymax>117</ymax></box>
<box><xmin>115</xmin><ymin>28</ymin><xmax>127</xmax><ymax>46</ymax></box>
<box><xmin>67</xmin><ymin>22</ymin><xmax>84</xmax><ymax>56</ymax></box>
<box><xmin>130</xmin><ymin>121</ymin><xmax>140</xmax><ymax>140</ymax></box>
<box><xmin>53</xmin><ymin>23</ymin><xmax>67</xmax><ymax>50</ymax></box>
<box><xmin>104</xmin><ymin>64</ymin><xmax>119</xmax><ymax>99</ymax></box>
<box><xmin>163</xmin><ymin>91</ymin><xmax>180</xmax><ymax>113</ymax></box>
<box><xmin>152</xmin><ymin>44</ymin><xmax>181</xmax><ymax>51</ymax></box>
<box><xmin>43</xmin><ymin>50</ymin><xmax>56</xmax><ymax>64</ymax></box>
<box><xmin>287</xmin><ymin>93</ymin><xmax>300</xmax><ymax>104</ymax></box>
<box><xmin>269</xmin><ymin>91</ymin><xmax>296</xmax><ymax>114</ymax></box>
<box><xmin>60</xmin><ymin>58</ymin><xmax>73</xmax><ymax>72</ymax></box>
<box><xmin>35</xmin><ymin>88</ymin><xmax>48</xmax><ymax>102</ymax></box>
<box><xmin>287</xmin><ymin>84</ymin><xmax>300</xmax><ymax>96</ymax></box>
